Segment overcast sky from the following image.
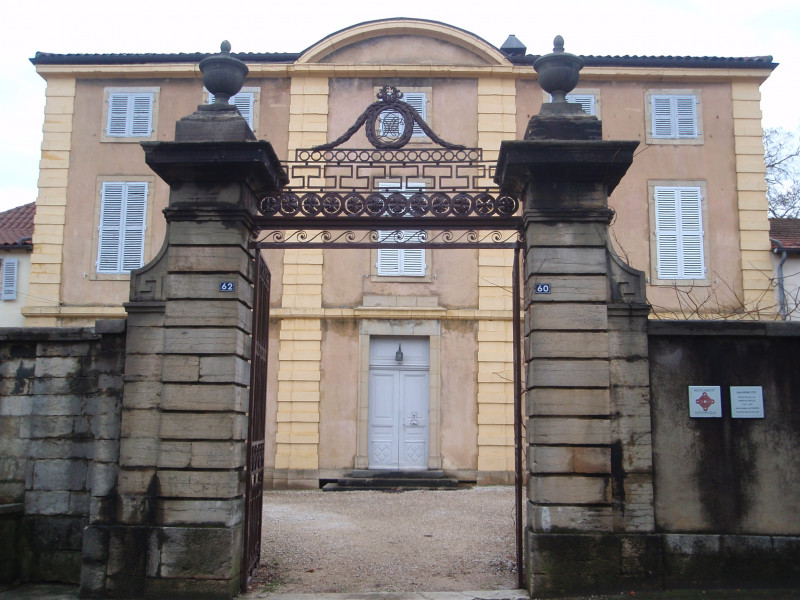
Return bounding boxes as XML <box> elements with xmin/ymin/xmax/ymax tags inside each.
<box><xmin>1</xmin><ymin>0</ymin><xmax>798</xmax><ymax>212</ymax></box>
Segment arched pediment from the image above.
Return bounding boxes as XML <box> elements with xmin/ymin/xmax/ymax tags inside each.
<box><xmin>298</xmin><ymin>18</ymin><xmax>511</xmax><ymax>67</ymax></box>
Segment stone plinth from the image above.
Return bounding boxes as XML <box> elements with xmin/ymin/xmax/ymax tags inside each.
<box><xmin>497</xmin><ymin>116</ymin><xmax>655</xmax><ymax>596</ymax></box>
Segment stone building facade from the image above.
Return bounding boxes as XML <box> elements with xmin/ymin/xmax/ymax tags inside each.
<box><xmin>23</xmin><ymin>19</ymin><xmax>777</xmax><ymax>487</ymax></box>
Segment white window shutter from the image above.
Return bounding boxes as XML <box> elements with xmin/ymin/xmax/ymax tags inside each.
<box><xmin>676</xmin><ymin>96</ymin><xmax>698</xmax><ymax>138</ymax></box>
<box><xmin>678</xmin><ymin>187</ymin><xmax>704</xmax><ymax>277</ymax></box>
<box><xmin>565</xmin><ymin>94</ymin><xmax>596</xmax><ymax>115</ymax></box>
<box><xmin>121</xmin><ymin>182</ymin><xmax>148</xmax><ymax>272</ymax></box>
<box><xmin>403</xmin><ymin>92</ymin><xmax>426</xmax><ymax>136</ymax></box>
<box><xmin>97</xmin><ymin>183</ymin><xmax>124</xmax><ymax>273</ymax></box>
<box><xmin>131</xmin><ymin>94</ymin><xmax>153</xmax><ymax>136</ymax></box>
<box><xmin>651</xmin><ymin>96</ymin><xmax>674</xmax><ymax>138</ymax></box>
<box><xmin>654</xmin><ymin>187</ymin><xmax>679</xmax><ymax>278</ymax></box>
<box><xmin>97</xmin><ymin>182</ymin><xmax>148</xmax><ymax>274</ymax></box>
<box><xmin>1</xmin><ymin>258</ymin><xmax>19</xmax><ymax>300</ymax></box>
<box><xmin>107</xmin><ymin>94</ymin><xmax>130</xmax><ymax>136</ymax></box>
<box><xmin>654</xmin><ymin>186</ymin><xmax>704</xmax><ymax>279</ymax></box>
<box><xmin>377</xmin><ymin>240</ymin><xmax>401</xmax><ymax>276</ymax></box>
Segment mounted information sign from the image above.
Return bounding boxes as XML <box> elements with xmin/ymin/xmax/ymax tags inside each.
<box><xmin>730</xmin><ymin>386</ymin><xmax>765</xmax><ymax>418</ymax></box>
<box><xmin>219</xmin><ymin>282</ymin><xmax>235</xmax><ymax>292</ymax></box>
<box><xmin>688</xmin><ymin>386</ymin><xmax>722</xmax><ymax>418</ymax></box>
<box><xmin>535</xmin><ymin>283</ymin><xmax>551</xmax><ymax>294</ymax></box>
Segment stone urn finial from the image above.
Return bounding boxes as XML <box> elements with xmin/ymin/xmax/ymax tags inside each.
<box><xmin>534</xmin><ymin>35</ymin><xmax>584</xmax><ymax>105</ymax></box>
<box><xmin>199</xmin><ymin>40</ymin><xmax>248</xmax><ymax>107</ymax></box>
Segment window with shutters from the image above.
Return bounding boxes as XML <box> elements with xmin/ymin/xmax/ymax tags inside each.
<box><xmin>95</xmin><ymin>181</ymin><xmax>149</xmax><ymax>275</ymax></box>
<box><xmin>376</xmin><ymin>88</ymin><xmax>431</xmax><ymax>142</ymax></box>
<box><xmin>206</xmin><ymin>87</ymin><xmax>259</xmax><ymax>132</ymax></box>
<box><xmin>102</xmin><ymin>87</ymin><xmax>159</xmax><ymax>142</ymax></box>
<box><xmin>373</xmin><ymin>182</ymin><xmax>430</xmax><ymax>280</ymax></box>
<box><xmin>645</xmin><ymin>89</ymin><xmax>702</xmax><ymax>145</ymax></box>
<box><xmin>649</xmin><ymin>182</ymin><xmax>709</xmax><ymax>284</ymax></box>
<box><xmin>1</xmin><ymin>258</ymin><xmax>18</xmax><ymax>301</ymax></box>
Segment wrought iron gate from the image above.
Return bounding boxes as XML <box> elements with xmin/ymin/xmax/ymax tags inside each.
<box><xmin>248</xmin><ymin>86</ymin><xmax>526</xmax><ymax>587</ymax></box>
<box><xmin>242</xmin><ymin>252</ymin><xmax>271</xmax><ymax>591</ymax></box>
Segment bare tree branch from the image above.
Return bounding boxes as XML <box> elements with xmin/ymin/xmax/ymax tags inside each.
<box><xmin>764</xmin><ymin>127</ymin><xmax>800</xmax><ymax>219</ymax></box>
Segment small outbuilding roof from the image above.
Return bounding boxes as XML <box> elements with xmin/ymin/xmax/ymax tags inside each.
<box><xmin>0</xmin><ymin>202</ymin><xmax>35</xmax><ymax>248</ymax></box>
<box><xmin>770</xmin><ymin>218</ymin><xmax>800</xmax><ymax>249</ymax></box>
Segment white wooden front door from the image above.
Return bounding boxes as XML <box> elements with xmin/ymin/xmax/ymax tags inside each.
<box><xmin>368</xmin><ymin>337</ymin><xmax>430</xmax><ymax>470</ymax></box>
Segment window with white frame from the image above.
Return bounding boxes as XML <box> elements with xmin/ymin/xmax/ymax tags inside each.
<box><xmin>376</xmin><ymin>182</ymin><xmax>426</xmax><ymax>277</ymax></box>
<box><xmin>96</xmin><ymin>182</ymin><xmax>148</xmax><ymax>274</ymax></box>
<box><xmin>650</xmin><ymin>94</ymin><xmax>698</xmax><ymax>139</ymax></box>
<box><xmin>105</xmin><ymin>91</ymin><xmax>155</xmax><ymax>138</ymax></box>
<box><xmin>653</xmin><ymin>185</ymin><xmax>706</xmax><ymax>280</ymax></box>
<box><xmin>207</xmin><ymin>89</ymin><xmax>256</xmax><ymax>129</ymax></box>
<box><xmin>379</xmin><ymin>92</ymin><xmax>427</xmax><ymax>138</ymax></box>
<box><xmin>1</xmin><ymin>258</ymin><xmax>18</xmax><ymax>301</ymax></box>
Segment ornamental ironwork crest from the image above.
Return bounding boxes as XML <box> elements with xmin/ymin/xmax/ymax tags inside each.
<box><xmin>251</xmin><ymin>85</ymin><xmax>522</xmax><ymax>248</ymax></box>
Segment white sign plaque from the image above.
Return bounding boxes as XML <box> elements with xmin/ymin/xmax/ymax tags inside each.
<box><xmin>688</xmin><ymin>386</ymin><xmax>722</xmax><ymax>418</ymax></box>
<box><xmin>730</xmin><ymin>386</ymin><xmax>765</xmax><ymax>419</ymax></box>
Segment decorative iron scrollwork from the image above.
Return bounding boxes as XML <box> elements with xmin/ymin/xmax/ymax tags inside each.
<box><xmin>313</xmin><ymin>85</ymin><xmax>465</xmax><ymax>151</ymax></box>
<box><xmin>257</xmin><ymin>190</ymin><xmax>519</xmax><ymax>219</ymax></box>
<box><xmin>252</xmin><ymin>228</ymin><xmax>523</xmax><ymax>249</ymax></box>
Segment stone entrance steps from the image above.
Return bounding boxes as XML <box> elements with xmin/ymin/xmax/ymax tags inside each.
<box><xmin>322</xmin><ymin>470</ymin><xmax>460</xmax><ymax>492</ymax></box>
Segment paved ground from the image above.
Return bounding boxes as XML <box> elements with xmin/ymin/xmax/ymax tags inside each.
<box><xmin>3</xmin><ymin>585</ymin><xmax>800</xmax><ymax>599</ymax></box>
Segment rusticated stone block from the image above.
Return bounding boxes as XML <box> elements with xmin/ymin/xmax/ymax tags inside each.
<box><xmin>527</xmin><ymin>246</ymin><xmax>608</xmax><ymax>274</ymax></box>
<box><xmin>528</xmin><ymin>303</ymin><xmax>608</xmax><ymax>331</ymax></box>
<box><xmin>165</xmin><ymin>299</ymin><xmax>252</xmax><ymax>329</ymax></box>
<box><xmin>528</xmin><ymin>359</ymin><xmax>609</xmax><ymax>388</ymax></box>
<box><xmin>528</xmin><ymin>387</ymin><xmax>610</xmax><ymax>416</ymax></box>
<box><xmin>529</xmin><ymin>331</ymin><xmax>609</xmax><ymax>359</ymax></box>
<box><xmin>163</xmin><ymin>327</ymin><xmax>249</xmax><ymax>357</ymax></box>
<box><xmin>155</xmin><ymin>469</ymin><xmax>244</xmax><ymax>499</ymax></box>
<box><xmin>159</xmin><ymin>412</ymin><xmax>247</xmax><ymax>441</ymax></box>
<box><xmin>161</xmin><ymin>384</ymin><xmax>248</xmax><ymax>412</ymax></box>
<box><xmin>146</xmin><ymin>524</ymin><xmax>242</xmax><ymax>579</ymax></box>
<box><xmin>155</xmin><ymin>498</ymin><xmax>244</xmax><ymax>527</ymax></box>
<box><xmin>529</xmin><ymin>474</ymin><xmax>610</xmax><ymax>505</ymax></box>
<box><xmin>528</xmin><ymin>502</ymin><xmax>613</xmax><ymax>533</ymax></box>
<box><xmin>525</xmin><ymin>221</ymin><xmax>608</xmax><ymax>247</ymax></box>
<box><xmin>531</xmin><ymin>416</ymin><xmax>611</xmax><ymax>445</ymax></box>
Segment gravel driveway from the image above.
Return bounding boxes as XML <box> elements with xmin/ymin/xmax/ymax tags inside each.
<box><xmin>252</xmin><ymin>486</ymin><xmax>518</xmax><ymax>594</ymax></box>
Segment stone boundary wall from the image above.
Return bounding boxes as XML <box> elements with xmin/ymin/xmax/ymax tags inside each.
<box><xmin>0</xmin><ymin>322</ymin><xmax>126</xmax><ymax>585</ymax></box>
<box><xmin>649</xmin><ymin>320</ymin><xmax>800</xmax><ymax>589</ymax></box>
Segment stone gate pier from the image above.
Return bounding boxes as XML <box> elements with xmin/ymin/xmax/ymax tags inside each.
<box><xmin>496</xmin><ymin>38</ymin><xmax>657</xmax><ymax>596</ymax></box>
<box><xmin>80</xmin><ymin>44</ymin><xmax>286</xmax><ymax>598</ymax></box>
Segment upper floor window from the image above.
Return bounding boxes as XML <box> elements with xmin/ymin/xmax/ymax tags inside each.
<box><xmin>96</xmin><ymin>181</ymin><xmax>148</xmax><ymax>274</ymax></box>
<box><xmin>652</xmin><ymin>185</ymin><xmax>706</xmax><ymax>281</ymax></box>
<box><xmin>207</xmin><ymin>88</ymin><xmax>258</xmax><ymax>130</ymax></box>
<box><xmin>376</xmin><ymin>182</ymin><xmax>427</xmax><ymax>278</ymax></box>
<box><xmin>646</xmin><ymin>90</ymin><xmax>702</xmax><ymax>145</ymax></box>
<box><xmin>102</xmin><ymin>88</ymin><xmax>158</xmax><ymax>142</ymax></box>
<box><xmin>1</xmin><ymin>258</ymin><xmax>18</xmax><ymax>301</ymax></box>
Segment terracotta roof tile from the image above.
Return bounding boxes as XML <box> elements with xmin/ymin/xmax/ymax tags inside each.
<box><xmin>0</xmin><ymin>202</ymin><xmax>35</xmax><ymax>247</ymax></box>
<box><xmin>770</xmin><ymin>218</ymin><xmax>800</xmax><ymax>249</ymax></box>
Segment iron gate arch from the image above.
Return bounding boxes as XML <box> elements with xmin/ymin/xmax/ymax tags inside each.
<box><xmin>245</xmin><ymin>85</ymin><xmax>526</xmax><ymax>590</ymax></box>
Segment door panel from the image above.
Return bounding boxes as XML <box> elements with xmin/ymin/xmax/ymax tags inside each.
<box><xmin>400</xmin><ymin>371</ymin><xmax>429</xmax><ymax>469</ymax></box>
<box><xmin>368</xmin><ymin>370</ymin><xmax>399</xmax><ymax>469</ymax></box>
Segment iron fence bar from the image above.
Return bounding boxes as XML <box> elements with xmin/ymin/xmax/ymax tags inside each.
<box><xmin>513</xmin><ymin>246</ymin><xmax>524</xmax><ymax>589</ymax></box>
